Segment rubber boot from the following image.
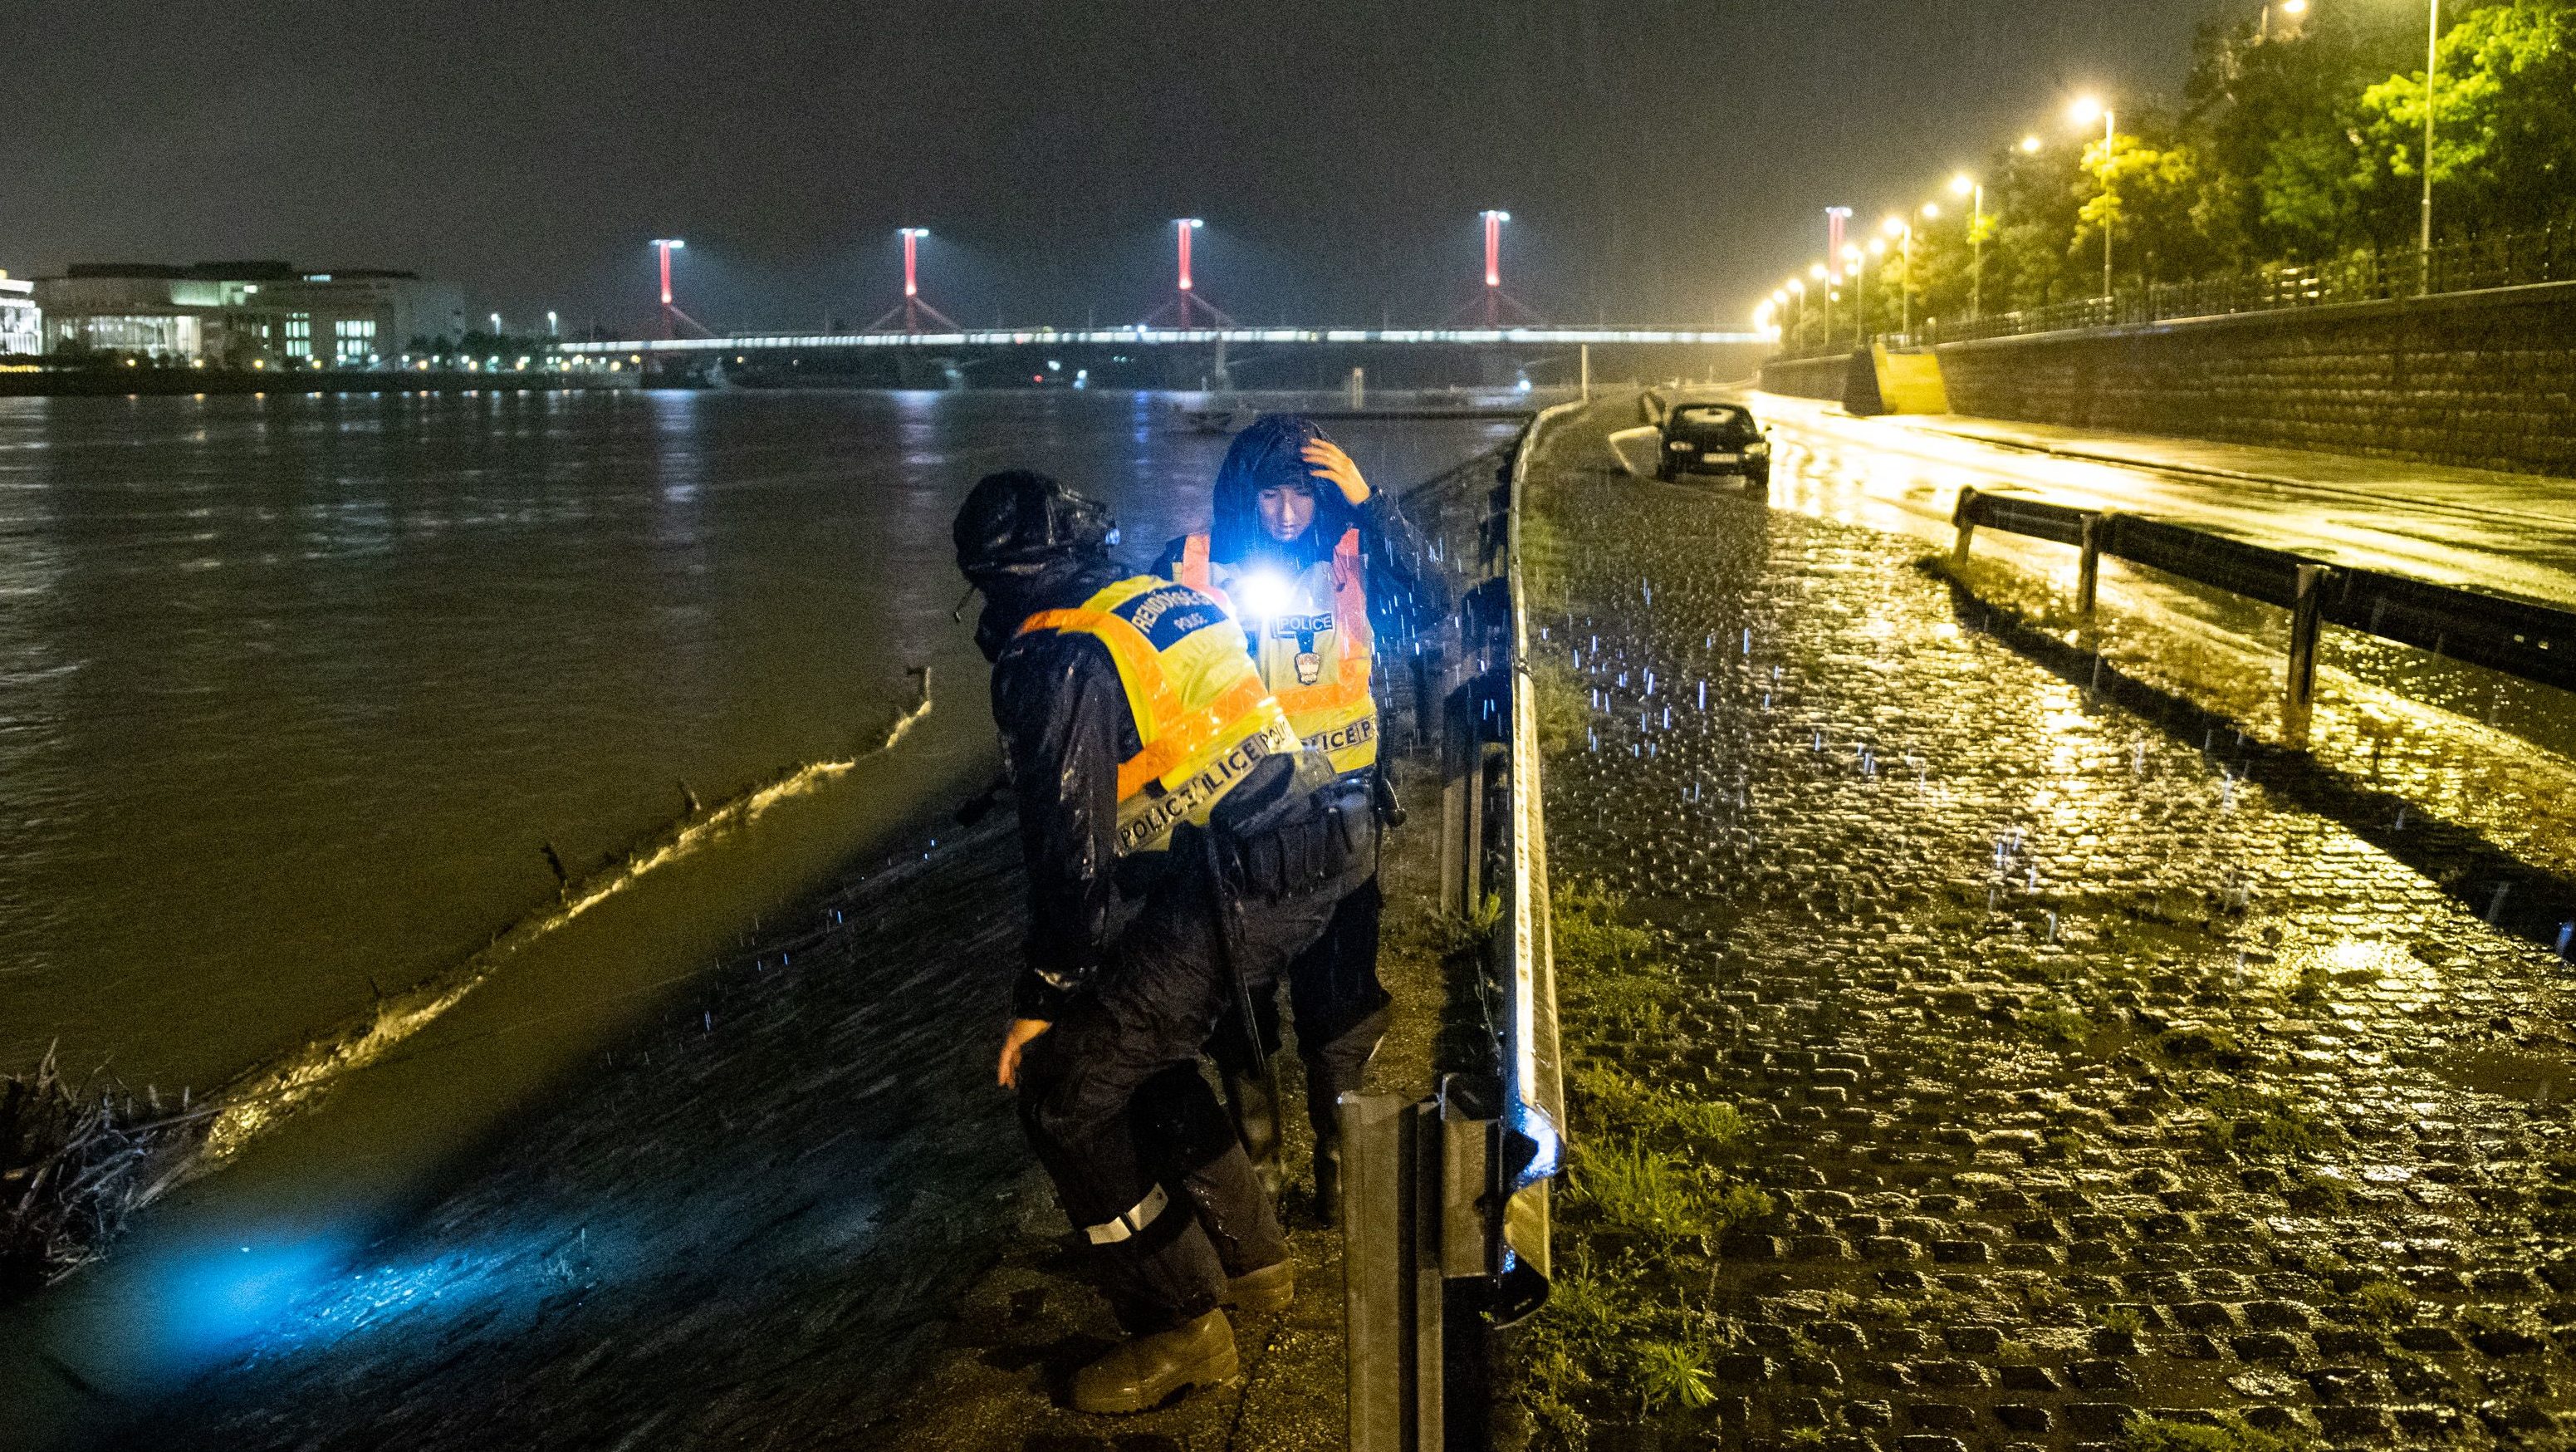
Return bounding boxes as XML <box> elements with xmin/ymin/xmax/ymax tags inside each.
<box><xmin>1222</xmin><ymin>1258</ymin><xmax>1295</xmax><ymax>1313</ymax></box>
<box><xmin>1311</xmin><ymin>1131</ymin><xmax>1344</xmax><ymax>1229</ymax></box>
<box><xmin>1070</xmin><ymin>1309</ymin><xmax>1239</xmax><ymax>1414</ymax></box>
<box><xmin>1223</xmin><ymin>1070</ymin><xmax>1284</xmax><ymax>1201</ymax></box>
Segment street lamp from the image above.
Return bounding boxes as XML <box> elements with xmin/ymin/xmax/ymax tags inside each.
<box><xmin>2019</xmin><ymin>135</ymin><xmax>2043</xmax><ymax>154</ymax></box>
<box><xmin>1952</xmin><ymin>172</ymin><xmax>1985</xmax><ymax>322</ymax></box>
<box><xmin>1882</xmin><ymin>215</ymin><xmax>1913</xmax><ymax>335</ymax></box>
<box><xmin>2069</xmin><ymin>95</ymin><xmax>2115</xmax><ymax>300</ymax></box>
<box><xmin>489</xmin><ymin>311</ymin><xmax>503</xmax><ymax>337</ymax></box>
<box><xmin>2418</xmin><ymin>0</ymin><xmax>2440</xmax><ymax>291</ymax></box>
<box><xmin>1843</xmin><ymin>243</ymin><xmax>1869</xmax><ymax>346</ymax></box>
<box><xmin>546</xmin><ymin>310</ymin><xmax>559</xmax><ymax>337</ymax></box>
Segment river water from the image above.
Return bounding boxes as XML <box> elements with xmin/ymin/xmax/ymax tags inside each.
<box><xmin>0</xmin><ymin>389</ymin><xmax>1518</xmax><ymax>1438</ymax></box>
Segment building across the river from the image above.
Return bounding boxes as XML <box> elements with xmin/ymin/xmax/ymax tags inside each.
<box><xmin>0</xmin><ymin>274</ymin><xmax>37</xmax><ymax>357</ymax></box>
<box><xmin>32</xmin><ymin>261</ymin><xmax>468</xmax><ymax>366</ymax></box>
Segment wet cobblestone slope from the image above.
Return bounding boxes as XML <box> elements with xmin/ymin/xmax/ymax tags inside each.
<box><xmin>1522</xmin><ymin>440</ymin><xmax>2576</xmax><ymax>1450</ymax></box>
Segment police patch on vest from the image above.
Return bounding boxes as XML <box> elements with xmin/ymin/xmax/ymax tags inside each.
<box><xmin>1116</xmin><ymin>585</ymin><xmax>1227</xmax><ymax>651</ymax></box>
<box><xmin>1303</xmin><ymin>715</ymin><xmax>1377</xmax><ymax>756</ymax></box>
<box><xmin>1271</xmin><ymin>611</ymin><xmax>1332</xmax><ymax>637</ymax></box>
<box><xmin>1116</xmin><ymin>728</ymin><xmax>1281</xmax><ymax>854</ymax></box>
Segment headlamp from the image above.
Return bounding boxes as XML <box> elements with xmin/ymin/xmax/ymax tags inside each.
<box><xmin>1234</xmin><ymin>569</ymin><xmax>1295</xmax><ymax>621</ymax></box>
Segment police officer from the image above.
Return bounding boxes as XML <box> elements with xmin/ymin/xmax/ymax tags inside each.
<box><xmin>957</xmin><ymin>469</ymin><xmax>1375</xmax><ymax>1414</ymax></box>
<box><xmin>1153</xmin><ymin>415</ymin><xmax>1447</xmax><ymax>1222</ymax></box>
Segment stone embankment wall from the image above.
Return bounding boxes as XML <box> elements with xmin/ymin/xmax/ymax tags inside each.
<box><xmin>1757</xmin><ymin>351</ymin><xmax>1850</xmax><ymax>403</ymax></box>
<box><xmin>1759</xmin><ymin>280</ymin><xmax>2576</xmax><ymax>477</ymax></box>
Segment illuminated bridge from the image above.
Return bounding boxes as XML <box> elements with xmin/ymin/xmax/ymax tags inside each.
<box><xmin>559</xmin><ymin>325</ymin><xmax>1765</xmax><ymax>354</ymax></box>
<box><xmin>556</xmin><ymin>326</ymin><xmax>1772</xmax><ymax>390</ymax></box>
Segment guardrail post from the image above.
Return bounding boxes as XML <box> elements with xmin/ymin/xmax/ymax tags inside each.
<box><xmin>1439</xmin><ymin>679</ymin><xmax>1472</xmax><ymax>918</ymax></box>
<box><xmin>2077</xmin><ymin>513</ymin><xmax>2103</xmax><ymax>616</ymax></box>
<box><xmin>1342</xmin><ymin>1093</ymin><xmax>1420</xmax><ymax>1452</ymax></box>
<box><xmin>2284</xmin><ymin>563</ymin><xmax>2328</xmax><ymax>747</ymax></box>
<box><xmin>1951</xmin><ymin>486</ymin><xmax>1979</xmax><ymax>568</ymax></box>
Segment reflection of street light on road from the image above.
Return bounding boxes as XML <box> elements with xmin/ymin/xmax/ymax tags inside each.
<box><xmin>2069</xmin><ymin>94</ymin><xmax>2115</xmax><ymax>299</ymax></box>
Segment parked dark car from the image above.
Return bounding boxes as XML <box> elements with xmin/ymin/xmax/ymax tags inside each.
<box><xmin>1657</xmin><ymin>402</ymin><xmax>1770</xmax><ymax>487</ymax></box>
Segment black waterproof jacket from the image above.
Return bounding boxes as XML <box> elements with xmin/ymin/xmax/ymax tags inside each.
<box><xmin>1148</xmin><ymin>415</ymin><xmax>1450</xmax><ymax>652</ymax></box>
<box><xmin>982</xmin><ymin>560</ymin><xmax>1296</xmax><ymax>1022</ymax></box>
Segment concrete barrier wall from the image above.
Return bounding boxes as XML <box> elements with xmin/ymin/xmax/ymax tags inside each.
<box><xmin>1941</xmin><ymin>282</ymin><xmax>2576</xmax><ymax>477</ymax></box>
<box><xmin>1756</xmin><ymin>281</ymin><xmax>2576</xmax><ymax>478</ymax></box>
<box><xmin>1759</xmin><ymin>352</ymin><xmax>1851</xmax><ymax>402</ymax></box>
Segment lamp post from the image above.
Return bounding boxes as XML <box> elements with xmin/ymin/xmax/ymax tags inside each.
<box><xmin>2069</xmin><ymin>96</ymin><xmax>2114</xmax><ymax>301</ymax></box>
<box><xmin>1884</xmin><ymin>214</ymin><xmax>1918</xmax><ymax>336</ymax></box>
<box><xmin>1952</xmin><ymin>173</ymin><xmax>1984</xmax><ymax>322</ymax></box>
<box><xmin>1842</xmin><ymin>243</ymin><xmax>1868</xmax><ymax>346</ymax></box>
<box><xmin>2420</xmin><ymin>0</ymin><xmax>2440</xmax><ymax>292</ymax></box>
<box><xmin>1789</xmin><ymin>276</ymin><xmax>1809</xmax><ymax>350</ymax></box>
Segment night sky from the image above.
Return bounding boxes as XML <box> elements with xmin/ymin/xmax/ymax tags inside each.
<box><xmin>15</xmin><ymin>1</ymin><xmax>2210</xmax><ymax>335</ymax></box>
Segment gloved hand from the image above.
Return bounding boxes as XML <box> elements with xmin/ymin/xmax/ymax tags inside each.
<box><xmin>997</xmin><ymin>1017</ymin><xmax>1052</xmax><ymax>1089</ymax></box>
<box><xmin>1302</xmin><ymin>440</ymin><xmax>1369</xmax><ymax>507</ymax></box>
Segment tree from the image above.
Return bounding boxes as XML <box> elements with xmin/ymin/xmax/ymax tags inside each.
<box><xmin>2075</xmin><ymin>123</ymin><xmax>2229</xmax><ymax>286</ymax></box>
<box><xmin>2358</xmin><ymin>0</ymin><xmax>2576</xmax><ymax>236</ymax></box>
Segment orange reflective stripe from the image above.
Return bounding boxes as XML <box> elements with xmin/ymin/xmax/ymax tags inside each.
<box><xmin>1275</xmin><ymin>673</ymin><xmax>1373</xmax><ymax>716</ymax></box>
<box><xmin>1019</xmin><ymin>604</ymin><xmax>1272</xmax><ymax>801</ymax></box>
<box><xmin>1113</xmin><ymin>674</ymin><xmax>1271</xmax><ymax>798</ymax></box>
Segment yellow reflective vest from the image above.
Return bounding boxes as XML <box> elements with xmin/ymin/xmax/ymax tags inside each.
<box><xmin>1173</xmin><ymin>527</ymin><xmax>1379</xmax><ymax>775</ymax></box>
<box><xmin>1018</xmin><ymin>575</ymin><xmax>1300</xmax><ymax>857</ymax></box>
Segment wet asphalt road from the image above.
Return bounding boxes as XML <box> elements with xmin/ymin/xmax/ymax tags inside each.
<box><xmin>1745</xmin><ymin>392</ymin><xmax>2576</xmax><ymax>608</ymax></box>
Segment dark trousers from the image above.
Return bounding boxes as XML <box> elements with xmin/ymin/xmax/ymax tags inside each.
<box><xmin>1212</xmin><ymin>870</ymin><xmax>1392</xmax><ymax>1141</ymax></box>
<box><xmin>1014</xmin><ymin>842</ymin><xmax>1354</xmax><ymax>1333</ymax></box>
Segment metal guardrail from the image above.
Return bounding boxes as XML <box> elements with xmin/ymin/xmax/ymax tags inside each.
<box><xmin>1344</xmin><ymin>400</ymin><xmax>1574</xmax><ymax>1452</ymax></box>
<box><xmin>1951</xmin><ymin>485</ymin><xmax>2576</xmax><ymax>744</ymax></box>
<box><xmin>1771</xmin><ymin>223</ymin><xmax>2576</xmax><ymax>360</ymax></box>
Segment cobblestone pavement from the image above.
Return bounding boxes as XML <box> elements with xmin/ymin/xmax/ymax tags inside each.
<box><xmin>1524</xmin><ymin>416</ymin><xmax>2576</xmax><ymax>1451</ymax></box>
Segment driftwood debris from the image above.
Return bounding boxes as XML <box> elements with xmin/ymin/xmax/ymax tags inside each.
<box><xmin>0</xmin><ymin>1046</ymin><xmax>192</xmax><ymax>1295</ymax></box>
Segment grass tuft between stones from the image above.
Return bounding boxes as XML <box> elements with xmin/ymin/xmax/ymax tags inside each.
<box><xmin>2124</xmin><ymin>1412</ymin><xmax>2312</xmax><ymax>1452</ymax></box>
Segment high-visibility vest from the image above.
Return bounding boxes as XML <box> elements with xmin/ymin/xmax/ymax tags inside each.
<box><xmin>1174</xmin><ymin>528</ymin><xmax>1378</xmax><ymax>775</ymax></box>
<box><xmin>1018</xmin><ymin>576</ymin><xmax>1300</xmax><ymax>857</ymax></box>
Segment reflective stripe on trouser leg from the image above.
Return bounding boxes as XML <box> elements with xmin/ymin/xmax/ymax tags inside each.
<box><xmin>1081</xmin><ymin>1182</ymin><xmax>1173</xmax><ymax>1246</ymax></box>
